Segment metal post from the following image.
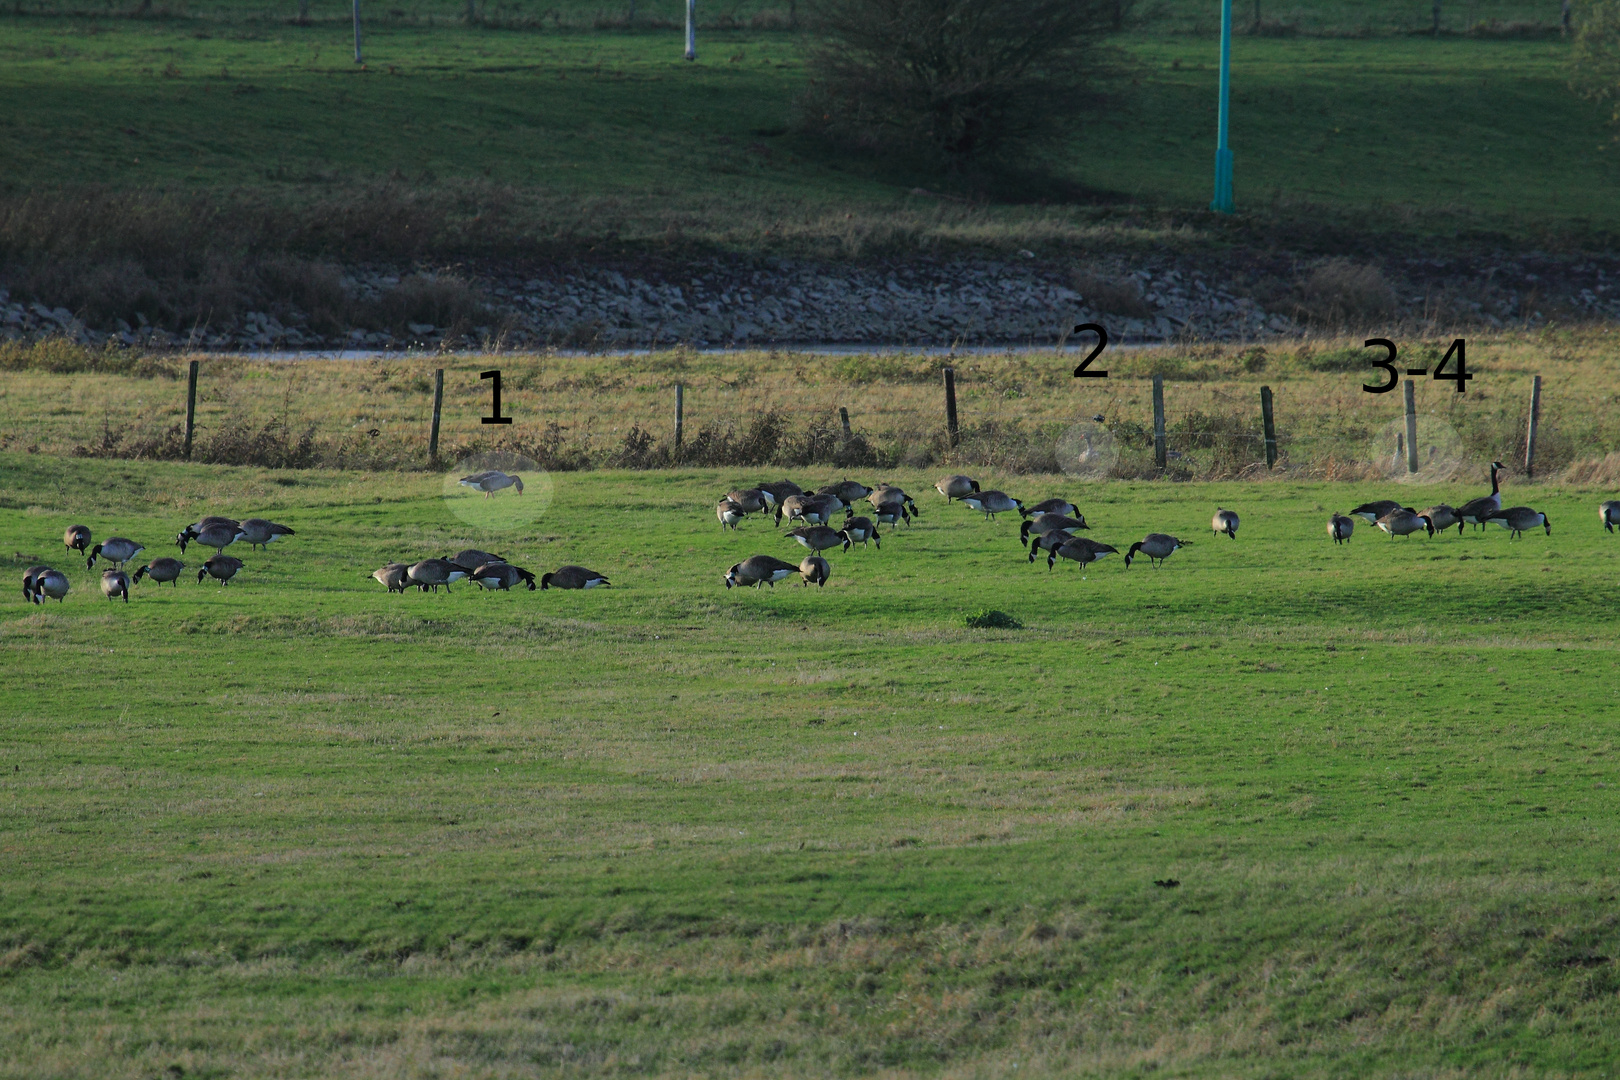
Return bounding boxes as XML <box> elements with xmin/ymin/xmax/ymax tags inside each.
<box><xmin>429</xmin><ymin>368</ymin><xmax>444</xmax><ymax>464</ymax></box>
<box><xmin>1403</xmin><ymin>378</ymin><xmax>1418</xmax><ymax>474</ymax></box>
<box><xmin>353</xmin><ymin>0</ymin><xmax>363</xmax><ymax>64</ymax></box>
<box><xmin>1152</xmin><ymin>373</ymin><xmax>1167</xmax><ymax>470</ymax></box>
<box><xmin>1211</xmin><ymin>0</ymin><xmax>1234</xmax><ymax>214</ymax></box>
<box><xmin>839</xmin><ymin>406</ymin><xmax>851</xmax><ymax>438</ymax></box>
<box><xmin>1260</xmin><ymin>384</ymin><xmax>1277</xmax><ymax>469</ymax></box>
<box><xmin>1525</xmin><ymin>375</ymin><xmax>1542</xmax><ymax>479</ymax></box>
<box><xmin>183</xmin><ymin>359</ymin><xmax>199</xmax><ymax>461</ymax></box>
<box><xmin>674</xmin><ymin>383</ymin><xmax>685</xmax><ymax>450</ymax></box>
<box><xmin>684</xmin><ymin>0</ymin><xmax>696</xmax><ymax>60</ymax></box>
<box><xmin>943</xmin><ymin>367</ymin><xmax>959</xmax><ymax>448</ymax></box>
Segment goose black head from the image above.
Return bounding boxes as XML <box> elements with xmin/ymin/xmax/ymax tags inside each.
<box><xmin>1019</xmin><ymin>519</ymin><xmax>1033</xmax><ymax>543</ymax></box>
<box><xmin>1420</xmin><ymin>515</ymin><xmax>1434</xmax><ymax>537</ymax></box>
<box><xmin>196</xmin><ymin>567</ymin><xmax>208</xmax><ymax>583</ymax></box>
<box><xmin>1542</xmin><ymin>514</ymin><xmax>1552</xmax><ymax>535</ymax></box>
<box><xmin>86</xmin><ymin>544</ymin><xmax>102</xmax><ymax>569</ymax></box>
<box><xmin>1125</xmin><ymin>541</ymin><xmax>1143</xmax><ymax>568</ymax></box>
<box><xmin>539</xmin><ymin>572</ymin><xmax>554</xmax><ymax>590</ymax></box>
<box><xmin>512</xmin><ymin>476</ymin><xmax>525</xmax><ymax>495</ymax></box>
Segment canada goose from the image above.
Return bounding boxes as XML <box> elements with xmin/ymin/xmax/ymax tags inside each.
<box><xmin>101</xmin><ymin>569</ymin><xmax>131</xmax><ymax>602</ymax></box>
<box><xmin>841</xmin><ymin>515</ymin><xmax>880</xmax><ymax>549</ymax></box>
<box><xmin>717</xmin><ymin>498</ymin><xmax>745</xmax><ymax>531</ymax></box>
<box><xmin>777</xmin><ymin>494</ymin><xmax>830</xmax><ymax>527</ymax></box>
<box><xmin>450</xmin><ymin>549</ymin><xmax>505</xmax><ymax>569</ymax></box>
<box><xmin>86</xmin><ymin>537</ymin><xmax>144</xmax><ymax>570</ymax></box>
<box><xmin>869</xmin><ymin>485</ymin><xmax>919</xmax><ymax>519</ymax></box>
<box><xmin>1419</xmin><ymin>504</ymin><xmax>1462</xmax><ymax>534</ymax></box>
<box><xmin>22</xmin><ymin>565</ymin><xmax>50</xmax><ymax>603</ymax></box>
<box><xmin>1211</xmin><ymin>508</ymin><xmax>1239</xmax><ymax>539</ymax></box>
<box><xmin>1602</xmin><ymin>500</ymin><xmax>1620</xmax><ymax>533</ymax></box>
<box><xmin>872</xmin><ymin>500</ymin><xmax>911</xmax><ymax>528</ymax></box>
<box><xmin>1022</xmin><ymin>498</ymin><xmax>1080</xmax><ymax>519</ymax></box>
<box><xmin>31</xmin><ymin>568</ymin><xmax>69</xmax><ymax>604</ymax></box>
<box><xmin>133</xmin><ymin>557</ymin><xmax>185</xmax><ymax>586</ymax></box>
<box><xmin>1020</xmin><ymin>513</ymin><xmax>1088</xmax><ymax>545</ymax></box>
<box><xmin>372</xmin><ymin>563</ymin><xmax>412</xmax><ymax>593</ymax></box>
<box><xmin>177</xmin><ymin>517</ymin><xmax>239</xmax><ymax>548</ymax></box>
<box><xmin>757</xmin><ymin>480</ymin><xmax>803</xmax><ymax>507</ymax></box>
<box><xmin>724</xmin><ymin>554</ymin><xmax>799</xmax><ymax>589</ymax></box>
<box><xmin>935</xmin><ymin>475</ymin><xmax>979</xmax><ymax>501</ymax></box>
<box><xmin>826</xmin><ymin>481</ymin><xmax>873</xmax><ymax>505</ymax></box>
<box><xmin>1125</xmin><ymin>534</ymin><xmax>1188</xmax><ymax>569</ymax></box>
<box><xmin>1486</xmin><ymin>506</ymin><xmax>1551</xmax><ymax>538</ymax></box>
<box><xmin>472</xmin><ymin>561</ymin><xmax>537</xmax><ymax>591</ymax></box>
<box><xmin>787</xmin><ymin>525</ymin><xmax>846</xmax><ymax>555</ymax></box>
<box><xmin>458</xmin><ymin>470</ymin><xmax>524</xmax><ymax>497</ymax></box>
<box><xmin>962</xmin><ymin>491</ymin><xmax>1022</xmax><ymax>520</ymax></box>
<box><xmin>540</xmin><ymin>565</ymin><xmax>611</xmax><ymax>590</ymax></box>
<box><xmin>407</xmin><ymin>558</ymin><xmax>465</xmax><ymax>592</ymax></box>
<box><xmin>63</xmin><ymin>525</ymin><xmax>91</xmax><ymax>555</ymax></box>
<box><xmin>1377</xmin><ymin>509</ymin><xmax>1434</xmax><ymax>538</ymax></box>
<box><xmin>1027</xmin><ymin>529</ymin><xmax>1074</xmax><ymax>563</ymax></box>
<box><xmin>1456</xmin><ymin>460</ymin><xmax>1506</xmax><ymax>530</ymax></box>
<box><xmin>726</xmin><ymin>489</ymin><xmax>769</xmax><ymax>515</ymax></box>
<box><xmin>1048</xmin><ymin>536</ymin><xmax>1120</xmax><ymax>571</ymax></box>
<box><xmin>799</xmin><ymin>555</ymin><xmax>831</xmax><ymax>587</ymax></box>
<box><xmin>178</xmin><ymin>522</ymin><xmax>241</xmax><ymax>557</ymax></box>
<box><xmin>237</xmin><ymin>518</ymin><xmax>295</xmax><ymax>551</ymax></box>
<box><xmin>1328</xmin><ymin>513</ymin><xmax>1354</xmax><ymax>545</ymax></box>
<box><xmin>1349</xmin><ymin>500</ymin><xmax>1407</xmax><ymax>524</ymax></box>
<box><xmin>198</xmin><ymin>555</ymin><xmax>245</xmax><ymax>586</ymax></box>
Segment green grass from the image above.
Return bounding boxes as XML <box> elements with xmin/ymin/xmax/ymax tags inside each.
<box><xmin>4</xmin><ymin>450</ymin><xmax>1620</xmax><ymax>1076</ymax></box>
<box><xmin>0</xmin><ymin>9</ymin><xmax>1614</xmax><ymax>241</ymax></box>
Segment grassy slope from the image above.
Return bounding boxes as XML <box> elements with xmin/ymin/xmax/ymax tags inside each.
<box><xmin>0</xmin><ymin>12</ymin><xmax>1614</xmax><ymax>237</ymax></box>
<box><xmin>2</xmin><ymin>452</ymin><xmax>1619</xmax><ymax>1076</ymax></box>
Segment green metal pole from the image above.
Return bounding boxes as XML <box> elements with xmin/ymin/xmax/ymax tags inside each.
<box><xmin>1211</xmin><ymin>0</ymin><xmax>1234</xmax><ymax>213</ymax></box>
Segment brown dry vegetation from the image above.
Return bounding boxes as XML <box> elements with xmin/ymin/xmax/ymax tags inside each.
<box><xmin>3</xmin><ymin>329</ymin><xmax>1618</xmax><ymax>482</ymax></box>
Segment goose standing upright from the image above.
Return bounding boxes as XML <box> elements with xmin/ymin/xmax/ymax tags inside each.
<box><xmin>1456</xmin><ymin>460</ymin><xmax>1506</xmax><ymax>530</ymax></box>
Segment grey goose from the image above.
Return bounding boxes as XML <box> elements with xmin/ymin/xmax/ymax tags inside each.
<box><xmin>776</xmin><ymin>494</ymin><xmax>833</xmax><ymax>527</ymax></box>
<box><xmin>1027</xmin><ymin>529</ymin><xmax>1075</xmax><ymax>563</ymax></box>
<box><xmin>237</xmin><ymin>518</ymin><xmax>295</xmax><ymax>551</ymax></box>
<box><xmin>1418</xmin><ymin>504</ymin><xmax>1462</xmax><ymax>534</ymax></box>
<box><xmin>786</xmin><ymin>525</ymin><xmax>846</xmax><ymax>555</ymax></box>
<box><xmin>717</xmin><ymin>498</ymin><xmax>745</xmax><ymax>530</ymax></box>
<box><xmin>458</xmin><ymin>470</ymin><xmax>524</xmax><ymax>497</ymax></box>
<box><xmin>840</xmin><ymin>516</ymin><xmax>880</xmax><ymax>549</ymax></box>
<box><xmin>1020</xmin><ymin>513</ymin><xmax>1088</xmax><ymax>545</ymax></box>
<box><xmin>1601</xmin><ymin>500</ymin><xmax>1620</xmax><ymax>533</ymax></box>
<box><xmin>541</xmin><ymin>565</ymin><xmax>611</xmax><ymax>590</ymax></box>
<box><xmin>1048</xmin><ymin>536</ymin><xmax>1120</xmax><ymax>571</ymax></box>
<box><xmin>1211</xmin><ymin>508</ymin><xmax>1239</xmax><ymax>539</ymax></box>
<box><xmin>21</xmin><ymin>565</ymin><xmax>51</xmax><ymax>603</ymax></box>
<box><xmin>63</xmin><ymin>525</ymin><xmax>92</xmax><ymax>556</ymax></box>
<box><xmin>1376</xmin><ymin>509</ymin><xmax>1433</xmax><ymax>538</ymax></box>
<box><xmin>178</xmin><ymin>521</ymin><xmax>241</xmax><ymax>557</ymax></box>
<box><xmin>472</xmin><ymin>562</ymin><xmax>537</xmax><ymax>591</ymax></box>
<box><xmin>799</xmin><ymin>555</ymin><xmax>831</xmax><ymax>588</ymax></box>
<box><xmin>177</xmin><ymin>517</ymin><xmax>239</xmax><ymax>548</ymax></box>
<box><xmin>1456</xmin><ymin>460</ymin><xmax>1506</xmax><ymax>529</ymax></box>
<box><xmin>372</xmin><ymin>563</ymin><xmax>412</xmax><ymax>593</ymax></box>
<box><xmin>935</xmin><ymin>475</ymin><xmax>979</xmax><ymax>501</ymax></box>
<box><xmin>29</xmin><ymin>567</ymin><xmax>69</xmax><ymax>604</ymax></box>
<box><xmin>1327</xmin><ymin>513</ymin><xmax>1354</xmax><ymax>545</ymax></box>
<box><xmin>134</xmin><ymin>557</ymin><xmax>186</xmax><ymax>586</ymax></box>
<box><xmin>1022</xmin><ymin>498</ymin><xmax>1079</xmax><ymax>519</ymax></box>
<box><xmin>198</xmin><ymin>555</ymin><xmax>245</xmax><ymax>586</ymax></box>
<box><xmin>100</xmin><ymin>569</ymin><xmax>131</xmax><ymax>602</ymax></box>
<box><xmin>407</xmin><ymin>558</ymin><xmax>464</xmax><ymax>592</ymax></box>
<box><xmin>1486</xmin><ymin>506</ymin><xmax>1550</xmax><ymax>538</ymax></box>
<box><xmin>86</xmin><ymin>537</ymin><xmax>144</xmax><ymax>570</ymax></box>
<box><xmin>1125</xmin><ymin>534</ymin><xmax>1188</xmax><ymax>569</ymax></box>
<box><xmin>961</xmin><ymin>490</ymin><xmax>1022</xmax><ymax>520</ymax></box>
<box><xmin>724</xmin><ymin>555</ymin><xmax>800</xmax><ymax>589</ymax></box>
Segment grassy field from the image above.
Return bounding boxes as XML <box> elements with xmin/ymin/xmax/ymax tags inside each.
<box><xmin>3</xmin><ymin>449</ymin><xmax>1620</xmax><ymax>1077</ymax></box>
<box><xmin>0</xmin><ymin>4</ymin><xmax>1614</xmax><ymax>247</ymax></box>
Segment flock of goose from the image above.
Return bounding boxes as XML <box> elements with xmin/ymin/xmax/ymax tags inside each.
<box><xmin>370</xmin><ymin>552</ymin><xmax>608</xmax><ymax>593</ymax></box>
<box><xmin>21</xmin><ymin>516</ymin><xmax>295</xmax><ymax>604</ymax></box>
<box><xmin>1329</xmin><ymin>461</ymin><xmax>1562</xmax><ymax>543</ymax></box>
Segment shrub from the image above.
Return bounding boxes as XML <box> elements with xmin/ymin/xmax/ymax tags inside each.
<box><xmin>962</xmin><ymin>609</ymin><xmax>1021</xmax><ymax>629</ymax></box>
<box><xmin>1293</xmin><ymin>259</ymin><xmax>1397</xmax><ymax>327</ymax></box>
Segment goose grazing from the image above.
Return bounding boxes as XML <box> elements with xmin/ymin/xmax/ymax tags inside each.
<box><xmin>86</xmin><ymin>537</ymin><xmax>144</xmax><ymax>570</ymax></box>
<box><xmin>726</xmin><ymin>489</ymin><xmax>770</xmax><ymax>515</ymax></box>
<box><xmin>1020</xmin><ymin>513</ymin><xmax>1088</xmax><ymax>545</ymax></box>
<box><xmin>372</xmin><ymin>563</ymin><xmax>412</xmax><ymax>593</ymax></box>
<box><xmin>178</xmin><ymin>521</ymin><xmax>241</xmax><ymax>557</ymax></box>
<box><xmin>63</xmin><ymin>525</ymin><xmax>92</xmax><ymax>556</ymax></box>
<box><xmin>872</xmin><ymin>499</ymin><xmax>911</xmax><ymax>528</ymax></box>
<box><xmin>777</xmin><ymin>494</ymin><xmax>827</xmax><ymax>527</ymax></box>
<box><xmin>540</xmin><ymin>565</ymin><xmax>611</xmax><ymax>590</ymax></box>
<box><xmin>101</xmin><ymin>569</ymin><xmax>131</xmax><ymax>603</ymax></box>
<box><xmin>1125</xmin><ymin>534</ymin><xmax>1188</xmax><ymax>569</ymax></box>
<box><xmin>724</xmin><ymin>555</ymin><xmax>799</xmax><ymax>589</ymax></box>
<box><xmin>841</xmin><ymin>515</ymin><xmax>880</xmax><ymax>549</ymax></box>
<box><xmin>1022</xmin><ymin>498</ymin><xmax>1080</xmax><ymax>519</ymax></box>
<box><xmin>869</xmin><ymin>485</ymin><xmax>919</xmax><ymax>519</ymax></box>
<box><xmin>799</xmin><ymin>555</ymin><xmax>831</xmax><ymax>588</ymax></box>
<box><xmin>1327</xmin><ymin>513</ymin><xmax>1354</xmax><ymax>545</ymax></box>
<box><xmin>451</xmin><ymin>549</ymin><xmax>505</xmax><ymax>569</ymax></box>
<box><xmin>1027</xmin><ymin>529</ymin><xmax>1074</xmax><ymax>563</ymax></box>
<box><xmin>472</xmin><ymin>561</ymin><xmax>537</xmax><ymax>591</ymax></box>
<box><xmin>1456</xmin><ymin>460</ymin><xmax>1506</xmax><ymax>530</ymax></box>
<box><xmin>787</xmin><ymin>525</ymin><xmax>846</xmax><ymax>556</ymax></box>
<box><xmin>1419</xmin><ymin>504</ymin><xmax>1462</xmax><ymax>534</ymax></box>
<box><xmin>237</xmin><ymin>518</ymin><xmax>295</xmax><ymax>551</ymax></box>
<box><xmin>30</xmin><ymin>567</ymin><xmax>69</xmax><ymax>604</ymax></box>
<box><xmin>1377</xmin><ymin>509</ymin><xmax>1433</xmax><ymax>539</ymax></box>
<box><xmin>1602</xmin><ymin>500</ymin><xmax>1620</xmax><ymax>533</ymax></box>
<box><xmin>961</xmin><ymin>491</ymin><xmax>1022</xmax><ymax>520</ymax></box>
<box><xmin>458</xmin><ymin>470</ymin><xmax>524</xmax><ymax>498</ymax></box>
<box><xmin>133</xmin><ymin>557</ymin><xmax>186</xmax><ymax>586</ymax></box>
<box><xmin>717</xmin><ymin>498</ymin><xmax>745</xmax><ymax>531</ymax></box>
<box><xmin>177</xmin><ymin>516</ymin><xmax>239</xmax><ymax>549</ymax></box>
<box><xmin>757</xmin><ymin>480</ymin><xmax>803</xmax><ymax>507</ymax></box>
<box><xmin>407</xmin><ymin>558</ymin><xmax>464</xmax><ymax>592</ymax></box>
<box><xmin>1211</xmin><ymin>508</ymin><xmax>1239</xmax><ymax>539</ymax></box>
<box><xmin>826</xmin><ymin>480</ymin><xmax>873</xmax><ymax>506</ymax></box>
<box><xmin>198</xmin><ymin>555</ymin><xmax>245</xmax><ymax>586</ymax></box>
<box><xmin>21</xmin><ymin>565</ymin><xmax>50</xmax><ymax>603</ymax></box>
<box><xmin>1349</xmin><ymin>500</ymin><xmax>1406</xmax><ymax>524</ymax></box>
<box><xmin>1486</xmin><ymin>506</ymin><xmax>1551</xmax><ymax>539</ymax></box>
<box><xmin>1048</xmin><ymin>536</ymin><xmax>1120</xmax><ymax>571</ymax></box>
<box><xmin>935</xmin><ymin>475</ymin><xmax>979</xmax><ymax>501</ymax></box>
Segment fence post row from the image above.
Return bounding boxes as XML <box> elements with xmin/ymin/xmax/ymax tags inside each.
<box><xmin>183</xmin><ymin>359</ymin><xmax>199</xmax><ymax>462</ymax></box>
<box><xmin>1259</xmin><ymin>385</ymin><xmax>1277</xmax><ymax>469</ymax></box>
<box><xmin>1151</xmin><ymin>373</ymin><xmax>1167</xmax><ymax>470</ymax></box>
<box><xmin>942</xmin><ymin>367</ymin><xmax>959</xmax><ymax>448</ymax></box>
<box><xmin>1525</xmin><ymin>374</ymin><xmax>1542</xmax><ymax>479</ymax></box>
<box><xmin>674</xmin><ymin>383</ymin><xmax>685</xmax><ymax>450</ymax></box>
<box><xmin>1403</xmin><ymin>378</ymin><xmax>1418</xmax><ymax>474</ymax></box>
<box><xmin>428</xmin><ymin>368</ymin><xmax>444</xmax><ymax>465</ymax></box>
<box><xmin>839</xmin><ymin>406</ymin><xmax>852</xmax><ymax>438</ymax></box>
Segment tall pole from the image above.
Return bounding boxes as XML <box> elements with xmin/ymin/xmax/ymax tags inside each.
<box><xmin>684</xmin><ymin>0</ymin><xmax>696</xmax><ymax>60</ymax></box>
<box><xmin>353</xmin><ymin>0</ymin><xmax>363</xmax><ymax>64</ymax></box>
<box><xmin>1211</xmin><ymin>0</ymin><xmax>1234</xmax><ymax>214</ymax></box>
<box><xmin>1403</xmin><ymin>379</ymin><xmax>1419</xmax><ymax>474</ymax></box>
<box><xmin>1152</xmin><ymin>374</ymin><xmax>1167</xmax><ymax>470</ymax></box>
<box><xmin>429</xmin><ymin>368</ymin><xmax>444</xmax><ymax>464</ymax></box>
<box><xmin>674</xmin><ymin>383</ymin><xmax>685</xmax><ymax>450</ymax></box>
<box><xmin>942</xmin><ymin>367</ymin><xmax>959</xmax><ymax>448</ymax></box>
<box><xmin>183</xmin><ymin>359</ymin><xmax>199</xmax><ymax>461</ymax></box>
<box><xmin>1259</xmin><ymin>385</ymin><xmax>1277</xmax><ymax>469</ymax></box>
<box><xmin>1525</xmin><ymin>375</ymin><xmax>1542</xmax><ymax>479</ymax></box>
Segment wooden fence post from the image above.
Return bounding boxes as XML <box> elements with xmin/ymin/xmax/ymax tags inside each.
<box><xmin>1151</xmin><ymin>373</ymin><xmax>1166</xmax><ymax>470</ymax></box>
<box><xmin>183</xmin><ymin>359</ymin><xmax>199</xmax><ymax>461</ymax></box>
<box><xmin>1260</xmin><ymin>384</ymin><xmax>1277</xmax><ymax>469</ymax></box>
<box><xmin>839</xmin><ymin>406</ymin><xmax>851</xmax><ymax>438</ymax></box>
<box><xmin>674</xmin><ymin>383</ymin><xmax>685</xmax><ymax>450</ymax></box>
<box><xmin>1525</xmin><ymin>374</ymin><xmax>1542</xmax><ymax>479</ymax></box>
<box><xmin>428</xmin><ymin>368</ymin><xmax>444</xmax><ymax>464</ymax></box>
<box><xmin>684</xmin><ymin>0</ymin><xmax>696</xmax><ymax>59</ymax></box>
<box><xmin>943</xmin><ymin>367</ymin><xmax>959</xmax><ymax>448</ymax></box>
<box><xmin>1403</xmin><ymin>378</ymin><xmax>1418</xmax><ymax>474</ymax></box>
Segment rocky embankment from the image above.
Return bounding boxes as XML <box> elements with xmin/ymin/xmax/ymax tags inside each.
<box><xmin>4</xmin><ymin>251</ymin><xmax>1619</xmax><ymax>351</ymax></box>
